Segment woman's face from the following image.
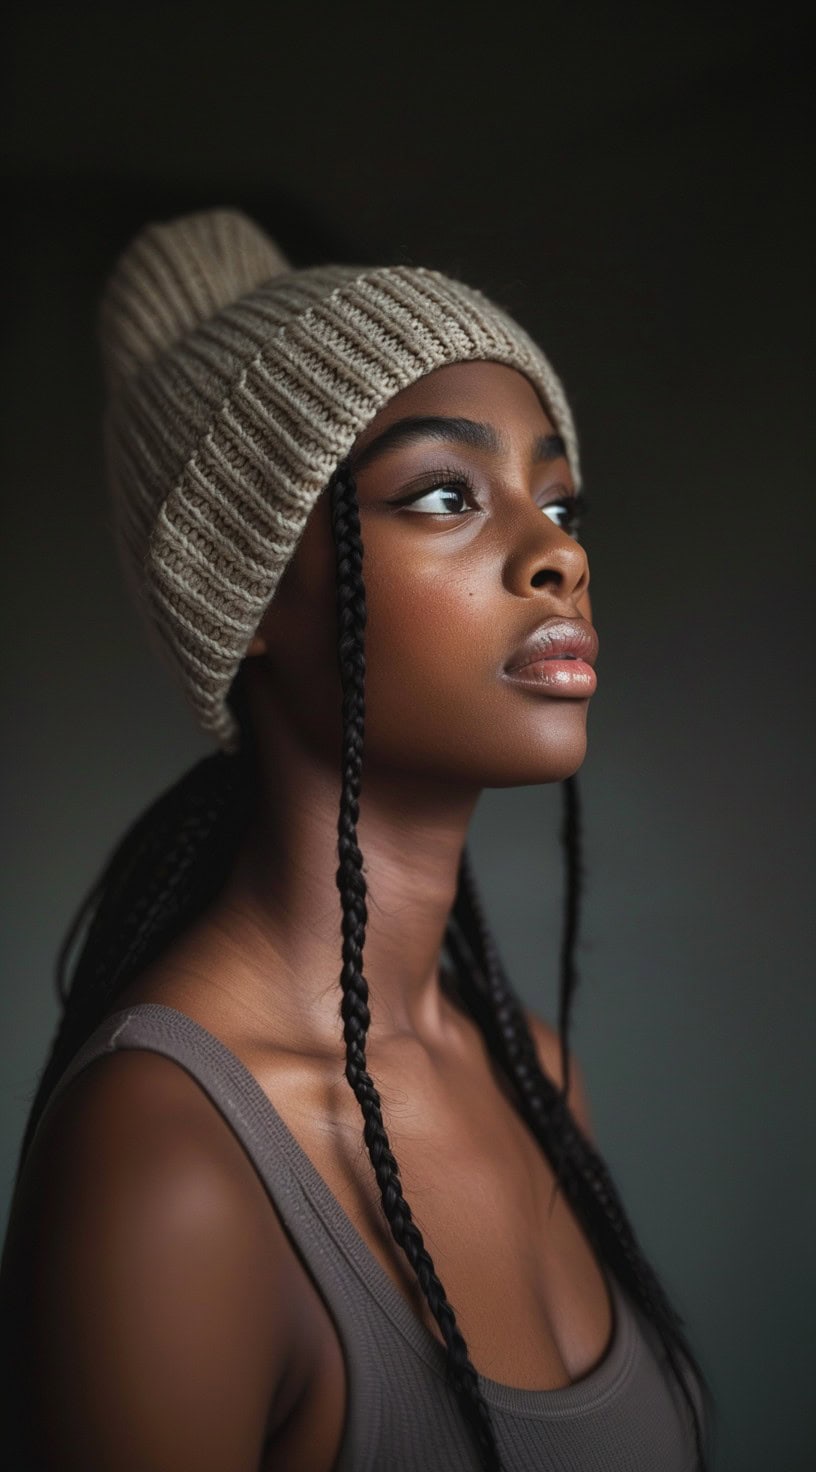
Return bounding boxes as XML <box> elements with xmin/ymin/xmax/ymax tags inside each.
<box><xmin>247</xmin><ymin>360</ymin><xmax>595</xmax><ymax>787</ymax></box>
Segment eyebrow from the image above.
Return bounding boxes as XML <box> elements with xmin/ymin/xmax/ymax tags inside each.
<box><xmin>349</xmin><ymin>415</ymin><xmax>566</xmax><ymax>475</ymax></box>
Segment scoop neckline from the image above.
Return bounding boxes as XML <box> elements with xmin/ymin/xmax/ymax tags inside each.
<box><xmin>104</xmin><ymin>1001</ymin><xmax>637</xmax><ymax>1417</ymax></box>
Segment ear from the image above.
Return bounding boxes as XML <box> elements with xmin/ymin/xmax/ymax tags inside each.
<box><xmin>246</xmin><ymin>634</ymin><xmax>267</xmax><ymax>657</ymax></box>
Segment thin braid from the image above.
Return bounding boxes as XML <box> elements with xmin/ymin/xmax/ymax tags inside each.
<box><xmin>557</xmin><ymin>773</ymin><xmax>582</xmax><ymax>1101</ymax></box>
<box><xmin>453</xmin><ymin>847</ymin><xmax>711</xmax><ymax>1471</ymax></box>
<box><xmin>17</xmin><ymin>738</ymin><xmax>253</xmax><ymax>1177</ymax></box>
<box><xmin>328</xmin><ymin>459</ymin><xmax>503</xmax><ymax>1472</ymax></box>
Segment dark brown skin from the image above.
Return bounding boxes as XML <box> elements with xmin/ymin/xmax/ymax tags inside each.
<box><xmin>3</xmin><ymin>362</ymin><xmax>610</xmax><ymax>1471</ymax></box>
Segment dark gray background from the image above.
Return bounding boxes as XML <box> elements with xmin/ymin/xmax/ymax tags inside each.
<box><xmin>2</xmin><ymin>4</ymin><xmax>814</xmax><ymax>1468</ymax></box>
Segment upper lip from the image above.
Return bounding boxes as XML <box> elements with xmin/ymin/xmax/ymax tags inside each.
<box><xmin>503</xmin><ymin>616</ymin><xmax>599</xmax><ymax>673</ymax></box>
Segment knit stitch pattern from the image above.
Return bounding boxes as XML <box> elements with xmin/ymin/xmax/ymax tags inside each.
<box><xmin>100</xmin><ymin>209</ymin><xmax>581</xmax><ymax>750</ymax></box>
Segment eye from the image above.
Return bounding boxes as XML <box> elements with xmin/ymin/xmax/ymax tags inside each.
<box><xmin>394</xmin><ymin>474</ymin><xmax>475</xmax><ymax>515</ymax></box>
<box><xmin>541</xmin><ymin>490</ymin><xmax>588</xmax><ymax>540</ymax></box>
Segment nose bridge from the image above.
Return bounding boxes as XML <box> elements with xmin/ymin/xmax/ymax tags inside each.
<box><xmin>503</xmin><ymin>497</ymin><xmax>589</xmax><ymax>599</ymax></box>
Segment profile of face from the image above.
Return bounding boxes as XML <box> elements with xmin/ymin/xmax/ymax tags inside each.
<box><xmin>244</xmin><ymin>360</ymin><xmax>595</xmax><ymax>790</ymax></box>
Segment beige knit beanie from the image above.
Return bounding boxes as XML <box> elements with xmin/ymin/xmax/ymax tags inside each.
<box><xmin>100</xmin><ymin>207</ymin><xmax>581</xmax><ymax>752</ymax></box>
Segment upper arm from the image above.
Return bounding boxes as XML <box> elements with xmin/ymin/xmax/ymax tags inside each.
<box><xmin>2</xmin><ymin>1050</ymin><xmax>298</xmax><ymax>1471</ymax></box>
<box><xmin>523</xmin><ymin>1009</ymin><xmax>595</xmax><ymax>1141</ymax></box>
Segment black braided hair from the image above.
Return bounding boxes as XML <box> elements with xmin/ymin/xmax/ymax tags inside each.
<box><xmin>557</xmin><ymin>774</ymin><xmax>581</xmax><ymax>1102</ymax></box>
<box><xmin>329</xmin><ymin>458</ymin><xmax>502</xmax><ymax>1468</ymax></box>
<box><xmin>14</xmin><ymin>460</ymin><xmax>712</xmax><ymax>1472</ymax></box>
<box><xmin>451</xmin><ymin>844</ymin><xmax>712</xmax><ymax>1470</ymax></box>
<box><xmin>16</xmin><ymin>690</ymin><xmax>256</xmax><ymax>1176</ymax></box>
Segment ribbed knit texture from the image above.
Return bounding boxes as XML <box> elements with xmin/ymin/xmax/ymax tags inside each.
<box><xmin>40</xmin><ymin>1006</ymin><xmax>703</xmax><ymax>1472</ymax></box>
<box><xmin>100</xmin><ymin>209</ymin><xmax>583</xmax><ymax>750</ymax></box>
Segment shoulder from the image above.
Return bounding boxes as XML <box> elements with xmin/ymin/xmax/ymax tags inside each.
<box><xmin>22</xmin><ymin>1047</ymin><xmax>276</xmax><ymax>1250</ymax></box>
<box><xmin>3</xmin><ymin>1047</ymin><xmax>301</xmax><ymax>1469</ymax></box>
<box><xmin>522</xmin><ymin>1007</ymin><xmax>595</xmax><ymax>1140</ymax></box>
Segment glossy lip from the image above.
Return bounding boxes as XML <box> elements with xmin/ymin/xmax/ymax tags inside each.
<box><xmin>503</xmin><ymin>616</ymin><xmax>599</xmax><ymax>674</ymax></box>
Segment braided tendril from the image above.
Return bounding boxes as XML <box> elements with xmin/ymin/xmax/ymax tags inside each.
<box><xmin>329</xmin><ymin>457</ymin><xmax>503</xmax><ymax>1471</ymax></box>
<box><xmin>451</xmin><ymin>847</ymin><xmax>711</xmax><ymax>1471</ymax></box>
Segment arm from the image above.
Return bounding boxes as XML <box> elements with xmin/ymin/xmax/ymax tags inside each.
<box><xmin>523</xmin><ymin>1008</ymin><xmax>596</xmax><ymax>1142</ymax></box>
<box><xmin>2</xmin><ymin>1050</ymin><xmax>300</xmax><ymax>1471</ymax></box>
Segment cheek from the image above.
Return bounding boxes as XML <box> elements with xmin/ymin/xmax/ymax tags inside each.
<box><xmin>359</xmin><ymin>535</ymin><xmax>592</xmax><ymax>785</ymax></box>
<box><xmin>366</xmin><ymin>549</ymin><xmax>488</xmax><ymax>680</ymax></box>
<box><xmin>360</xmin><ymin>543</ymin><xmax>504</xmax><ymax>762</ymax></box>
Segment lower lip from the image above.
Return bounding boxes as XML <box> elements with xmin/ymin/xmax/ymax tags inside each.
<box><xmin>503</xmin><ymin>659</ymin><xmax>597</xmax><ymax>696</ymax></box>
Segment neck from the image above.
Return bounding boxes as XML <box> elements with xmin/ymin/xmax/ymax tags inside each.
<box><xmin>188</xmin><ymin>705</ymin><xmax>482</xmax><ymax>1056</ymax></box>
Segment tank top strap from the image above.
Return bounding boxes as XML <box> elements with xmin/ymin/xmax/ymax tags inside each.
<box><xmin>40</xmin><ymin>1002</ymin><xmax>310</xmax><ymax>1217</ymax></box>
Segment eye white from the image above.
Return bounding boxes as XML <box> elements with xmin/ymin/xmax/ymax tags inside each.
<box><xmin>404</xmin><ymin>487</ymin><xmax>464</xmax><ymax>513</ymax></box>
<box><xmin>542</xmin><ymin>500</ymin><xmax>571</xmax><ymax>527</ymax></box>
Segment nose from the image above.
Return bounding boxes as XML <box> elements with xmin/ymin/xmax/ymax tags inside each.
<box><xmin>503</xmin><ymin>507</ymin><xmax>590</xmax><ymax>606</ymax></box>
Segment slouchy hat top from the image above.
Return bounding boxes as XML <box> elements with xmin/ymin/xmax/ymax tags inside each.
<box><xmin>100</xmin><ymin>208</ymin><xmax>581</xmax><ymax>751</ymax></box>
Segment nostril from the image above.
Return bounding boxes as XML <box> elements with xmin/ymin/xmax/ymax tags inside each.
<box><xmin>530</xmin><ymin>568</ymin><xmax>561</xmax><ymax>588</ymax></box>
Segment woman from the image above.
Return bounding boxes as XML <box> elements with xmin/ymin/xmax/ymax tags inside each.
<box><xmin>1</xmin><ymin>209</ymin><xmax>710</xmax><ymax>1471</ymax></box>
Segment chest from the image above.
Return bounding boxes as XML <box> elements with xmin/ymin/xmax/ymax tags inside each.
<box><xmin>244</xmin><ymin>1032</ymin><xmax>614</xmax><ymax>1395</ymax></box>
<box><xmin>109</xmin><ymin>974</ymin><xmax>620</xmax><ymax>1472</ymax></box>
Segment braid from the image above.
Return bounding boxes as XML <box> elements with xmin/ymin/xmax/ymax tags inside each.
<box><xmin>328</xmin><ymin>459</ymin><xmax>503</xmax><ymax>1472</ymax></box>
<box><xmin>451</xmin><ymin>846</ymin><xmax>712</xmax><ymax>1470</ymax></box>
<box><xmin>557</xmin><ymin>774</ymin><xmax>582</xmax><ymax>1101</ymax></box>
<box><xmin>17</xmin><ymin>701</ymin><xmax>254</xmax><ymax>1176</ymax></box>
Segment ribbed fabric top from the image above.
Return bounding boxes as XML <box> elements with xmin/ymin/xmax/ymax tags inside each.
<box><xmin>41</xmin><ymin>1005</ymin><xmax>703</xmax><ymax>1471</ymax></box>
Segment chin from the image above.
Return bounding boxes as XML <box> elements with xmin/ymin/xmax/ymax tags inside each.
<box><xmin>548</xmin><ymin>746</ymin><xmax>588</xmax><ymax>783</ymax></box>
<box><xmin>534</xmin><ymin>748</ymin><xmax>588</xmax><ymax>787</ymax></box>
<box><xmin>482</xmin><ymin>727</ymin><xmax>589</xmax><ymax>789</ymax></box>
<box><xmin>518</xmin><ymin>702</ymin><xmax>590</xmax><ymax>785</ymax></box>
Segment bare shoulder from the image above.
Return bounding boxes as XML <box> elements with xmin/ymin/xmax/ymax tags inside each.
<box><xmin>2</xmin><ymin>1048</ymin><xmax>302</xmax><ymax>1471</ymax></box>
<box><xmin>523</xmin><ymin>1007</ymin><xmax>595</xmax><ymax>1140</ymax></box>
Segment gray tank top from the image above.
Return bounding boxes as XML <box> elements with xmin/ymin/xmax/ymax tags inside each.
<box><xmin>41</xmin><ymin>1004</ymin><xmax>704</xmax><ymax>1471</ymax></box>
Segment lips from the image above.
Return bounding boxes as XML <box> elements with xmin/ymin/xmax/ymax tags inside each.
<box><xmin>504</xmin><ymin>616</ymin><xmax>599</xmax><ymax>674</ymax></box>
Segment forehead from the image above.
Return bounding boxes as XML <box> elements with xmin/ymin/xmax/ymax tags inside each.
<box><xmin>352</xmin><ymin>361</ymin><xmax>554</xmax><ymax>458</ymax></box>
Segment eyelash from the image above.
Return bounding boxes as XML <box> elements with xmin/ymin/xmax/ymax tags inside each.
<box><xmin>391</xmin><ymin>468</ymin><xmax>589</xmax><ymax>539</ymax></box>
